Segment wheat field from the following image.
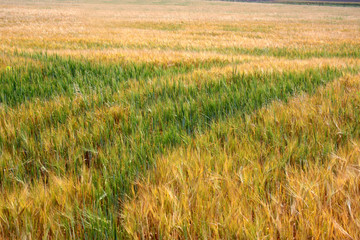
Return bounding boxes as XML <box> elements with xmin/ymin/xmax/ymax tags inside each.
<box><xmin>1</xmin><ymin>0</ymin><xmax>360</xmax><ymax>239</ymax></box>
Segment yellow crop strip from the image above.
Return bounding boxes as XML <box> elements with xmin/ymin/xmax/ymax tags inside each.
<box><xmin>122</xmin><ymin>74</ymin><xmax>360</xmax><ymax>239</ymax></box>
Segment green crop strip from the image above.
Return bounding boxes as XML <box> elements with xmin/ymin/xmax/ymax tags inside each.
<box><xmin>4</xmin><ymin>40</ymin><xmax>360</xmax><ymax>59</ymax></box>
<box><xmin>215</xmin><ymin>44</ymin><xmax>360</xmax><ymax>59</ymax></box>
<box><xmin>0</xmin><ymin>52</ymin><xmax>231</xmax><ymax>107</ymax></box>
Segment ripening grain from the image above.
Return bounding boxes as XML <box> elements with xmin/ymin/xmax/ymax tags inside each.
<box><xmin>0</xmin><ymin>1</ymin><xmax>360</xmax><ymax>239</ymax></box>
<box><xmin>122</xmin><ymin>74</ymin><xmax>360</xmax><ymax>239</ymax></box>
